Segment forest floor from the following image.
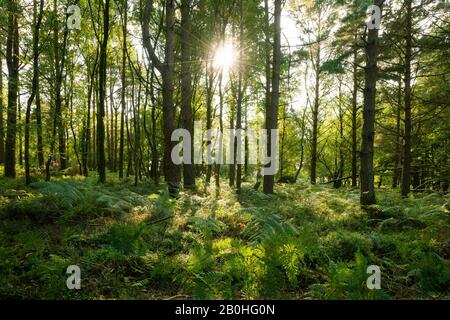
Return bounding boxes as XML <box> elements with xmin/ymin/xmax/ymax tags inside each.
<box><xmin>0</xmin><ymin>172</ymin><xmax>449</xmax><ymax>300</ymax></box>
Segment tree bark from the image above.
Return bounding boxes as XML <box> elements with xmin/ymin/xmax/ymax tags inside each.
<box><xmin>393</xmin><ymin>75</ymin><xmax>402</xmax><ymax>188</ymax></box>
<box><xmin>25</xmin><ymin>0</ymin><xmax>44</xmax><ymax>185</ymax></box>
<box><xmin>119</xmin><ymin>0</ymin><xmax>127</xmax><ymax>179</ymax></box>
<box><xmin>360</xmin><ymin>0</ymin><xmax>383</xmax><ymax>206</ymax></box>
<box><xmin>142</xmin><ymin>0</ymin><xmax>180</xmax><ymax>196</ymax></box>
<box><xmin>97</xmin><ymin>0</ymin><xmax>111</xmax><ymax>183</ymax></box>
<box><xmin>351</xmin><ymin>35</ymin><xmax>359</xmax><ymax>187</ymax></box>
<box><xmin>310</xmin><ymin>11</ymin><xmax>322</xmax><ymax>185</ymax></box>
<box><xmin>401</xmin><ymin>0</ymin><xmax>413</xmax><ymax>197</ymax></box>
<box><xmin>46</xmin><ymin>0</ymin><xmax>69</xmax><ymax>180</ymax></box>
<box><xmin>4</xmin><ymin>0</ymin><xmax>20</xmax><ymax>178</ymax></box>
<box><xmin>263</xmin><ymin>0</ymin><xmax>281</xmax><ymax>194</ymax></box>
<box><xmin>0</xmin><ymin>41</ymin><xmax>4</xmax><ymax>165</ymax></box>
<box><xmin>236</xmin><ymin>0</ymin><xmax>244</xmax><ymax>194</ymax></box>
<box><xmin>181</xmin><ymin>0</ymin><xmax>195</xmax><ymax>189</ymax></box>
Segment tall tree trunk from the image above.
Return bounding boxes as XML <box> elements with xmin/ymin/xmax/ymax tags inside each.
<box><xmin>215</xmin><ymin>73</ymin><xmax>224</xmax><ymax>193</ymax></box>
<box><xmin>401</xmin><ymin>0</ymin><xmax>413</xmax><ymax>197</ymax></box>
<box><xmin>36</xmin><ymin>86</ymin><xmax>44</xmax><ymax>168</ymax></box>
<box><xmin>97</xmin><ymin>0</ymin><xmax>110</xmax><ymax>183</ymax></box>
<box><xmin>119</xmin><ymin>0</ymin><xmax>127</xmax><ymax>179</ymax></box>
<box><xmin>393</xmin><ymin>75</ymin><xmax>402</xmax><ymax>188</ymax></box>
<box><xmin>181</xmin><ymin>0</ymin><xmax>195</xmax><ymax>189</ymax></box>
<box><xmin>18</xmin><ymin>99</ymin><xmax>22</xmax><ymax>166</ymax></box>
<box><xmin>142</xmin><ymin>0</ymin><xmax>180</xmax><ymax>196</ymax></box>
<box><xmin>351</xmin><ymin>35</ymin><xmax>359</xmax><ymax>187</ymax></box>
<box><xmin>149</xmin><ymin>69</ymin><xmax>159</xmax><ymax>184</ymax></box>
<box><xmin>25</xmin><ymin>0</ymin><xmax>44</xmax><ymax>185</ymax></box>
<box><xmin>4</xmin><ymin>0</ymin><xmax>20</xmax><ymax>178</ymax></box>
<box><xmin>206</xmin><ymin>65</ymin><xmax>214</xmax><ymax>186</ymax></box>
<box><xmin>256</xmin><ymin>0</ymin><xmax>271</xmax><ymax>189</ymax></box>
<box><xmin>335</xmin><ymin>79</ymin><xmax>345</xmax><ymax>189</ymax></box>
<box><xmin>360</xmin><ymin>0</ymin><xmax>382</xmax><ymax>206</ymax></box>
<box><xmin>46</xmin><ymin>0</ymin><xmax>69</xmax><ymax>180</ymax></box>
<box><xmin>263</xmin><ymin>0</ymin><xmax>281</xmax><ymax>194</ymax></box>
<box><xmin>0</xmin><ymin>41</ymin><xmax>4</xmax><ymax>165</ymax></box>
<box><xmin>82</xmin><ymin>51</ymin><xmax>98</xmax><ymax>177</ymax></box>
<box><xmin>229</xmin><ymin>85</ymin><xmax>235</xmax><ymax>187</ymax></box>
<box><xmin>236</xmin><ymin>0</ymin><xmax>244</xmax><ymax>194</ymax></box>
<box><xmin>310</xmin><ymin>13</ymin><xmax>322</xmax><ymax>185</ymax></box>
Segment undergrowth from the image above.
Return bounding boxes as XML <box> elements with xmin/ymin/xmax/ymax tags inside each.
<box><xmin>0</xmin><ymin>174</ymin><xmax>448</xmax><ymax>300</ymax></box>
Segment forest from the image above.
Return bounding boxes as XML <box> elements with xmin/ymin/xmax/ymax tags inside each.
<box><xmin>0</xmin><ymin>0</ymin><xmax>449</xmax><ymax>300</ymax></box>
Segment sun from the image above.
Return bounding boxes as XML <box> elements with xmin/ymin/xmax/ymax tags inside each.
<box><xmin>213</xmin><ymin>41</ymin><xmax>237</xmax><ymax>73</ymax></box>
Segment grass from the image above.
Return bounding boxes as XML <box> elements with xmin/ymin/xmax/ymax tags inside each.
<box><xmin>0</xmin><ymin>173</ymin><xmax>449</xmax><ymax>300</ymax></box>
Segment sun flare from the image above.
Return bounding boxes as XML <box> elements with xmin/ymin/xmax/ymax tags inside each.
<box><xmin>213</xmin><ymin>42</ymin><xmax>237</xmax><ymax>73</ymax></box>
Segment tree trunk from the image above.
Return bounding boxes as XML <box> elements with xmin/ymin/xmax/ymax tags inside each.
<box><xmin>401</xmin><ymin>0</ymin><xmax>413</xmax><ymax>198</ymax></box>
<box><xmin>206</xmin><ymin>65</ymin><xmax>214</xmax><ymax>186</ymax></box>
<box><xmin>236</xmin><ymin>0</ymin><xmax>244</xmax><ymax>194</ymax></box>
<box><xmin>97</xmin><ymin>0</ymin><xmax>110</xmax><ymax>183</ymax></box>
<box><xmin>351</xmin><ymin>36</ymin><xmax>359</xmax><ymax>187</ymax></box>
<box><xmin>263</xmin><ymin>0</ymin><xmax>281</xmax><ymax>194</ymax></box>
<box><xmin>181</xmin><ymin>0</ymin><xmax>195</xmax><ymax>189</ymax></box>
<box><xmin>4</xmin><ymin>0</ymin><xmax>20</xmax><ymax>178</ymax></box>
<box><xmin>360</xmin><ymin>0</ymin><xmax>382</xmax><ymax>206</ymax></box>
<box><xmin>119</xmin><ymin>1</ymin><xmax>127</xmax><ymax>179</ymax></box>
<box><xmin>46</xmin><ymin>0</ymin><xmax>69</xmax><ymax>180</ymax></box>
<box><xmin>142</xmin><ymin>0</ymin><xmax>180</xmax><ymax>196</ymax></box>
<box><xmin>310</xmin><ymin>14</ymin><xmax>322</xmax><ymax>185</ymax></box>
<box><xmin>393</xmin><ymin>76</ymin><xmax>402</xmax><ymax>188</ymax></box>
<box><xmin>25</xmin><ymin>0</ymin><xmax>44</xmax><ymax>185</ymax></box>
<box><xmin>0</xmin><ymin>41</ymin><xmax>4</xmax><ymax>165</ymax></box>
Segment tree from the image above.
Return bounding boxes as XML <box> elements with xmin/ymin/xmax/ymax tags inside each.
<box><xmin>401</xmin><ymin>0</ymin><xmax>413</xmax><ymax>197</ymax></box>
<box><xmin>119</xmin><ymin>0</ymin><xmax>127</xmax><ymax>180</ymax></box>
<box><xmin>24</xmin><ymin>0</ymin><xmax>44</xmax><ymax>185</ymax></box>
<box><xmin>360</xmin><ymin>0</ymin><xmax>383</xmax><ymax>206</ymax></box>
<box><xmin>181</xmin><ymin>0</ymin><xmax>195</xmax><ymax>189</ymax></box>
<box><xmin>263</xmin><ymin>0</ymin><xmax>281</xmax><ymax>194</ymax></box>
<box><xmin>0</xmin><ymin>40</ymin><xmax>4</xmax><ymax>165</ymax></box>
<box><xmin>142</xmin><ymin>0</ymin><xmax>180</xmax><ymax>195</ymax></box>
<box><xmin>4</xmin><ymin>0</ymin><xmax>20</xmax><ymax>178</ymax></box>
<box><xmin>46</xmin><ymin>0</ymin><xmax>70</xmax><ymax>180</ymax></box>
<box><xmin>97</xmin><ymin>0</ymin><xmax>111</xmax><ymax>183</ymax></box>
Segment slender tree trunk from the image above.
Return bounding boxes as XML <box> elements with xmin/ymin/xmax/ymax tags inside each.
<box><xmin>119</xmin><ymin>1</ymin><xmax>127</xmax><ymax>179</ymax></box>
<box><xmin>161</xmin><ymin>0</ymin><xmax>179</xmax><ymax>194</ymax></box>
<box><xmin>36</xmin><ymin>87</ymin><xmax>44</xmax><ymax>168</ymax></box>
<box><xmin>215</xmin><ymin>73</ymin><xmax>224</xmax><ymax>193</ymax></box>
<box><xmin>205</xmin><ymin>65</ymin><xmax>213</xmax><ymax>185</ymax></box>
<box><xmin>25</xmin><ymin>0</ymin><xmax>44</xmax><ymax>185</ymax></box>
<box><xmin>401</xmin><ymin>0</ymin><xmax>413</xmax><ymax>197</ymax></box>
<box><xmin>393</xmin><ymin>76</ymin><xmax>402</xmax><ymax>188</ymax></box>
<box><xmin>0</xmin><ymin>41</ymin><xmax>4</xmax><ymax>165</ymax></box>
<box><xmin>229</xmin><ymin>88</ymin><xmax>235</xmax><ymax>187</ymax></box>
<box><xmin>97</xmin><ymin>0</ymin><xmax>110</xmax><ymax>183</ymax></box>
<box><xmin>83</xmin><ymin>52</ymin><xmax>98</xmax><ymax>177</ymax></box>
<box><xmin>142</xmin><ymin>0</ymin><xmax>179</xmax><ymax>195</ymax></box>
<box><xmin>360</xmin><ymin>0</ymin><xmax>382</xmax><ymax>205</ymax></box>
<box><xmin>294</xmin><ymin>110</ymin><xmax>307</xmax><ymax>183</ymax></box>
<box><xmin>256</xmin><ymin>0</ymin><xmax>271</xmax><ymax>189</ymax></box>
<box><xmin>149</xmin><ymin>69</ymin><xmax>159</xmax><ymax>184</ymax></box>
<box><xmin>351</xmin><ymin>37</ymin><xmax>359</xmax><ymax>187</ymax></box>
<box><xmin>263</xmin><ymin>0</ymin><xmax>281</xmax><ymax>194</ymax></box>
<box><xmin>18</xmin><ymin>99</ymin><xmax>22</xmax><ymax>166</ymax></box>
<box><xmin>4</xmin><ymin>0</ymin><xmax>20</xmax><ymax>178</ymax></box>
<box><xmin>181</xmin><ymin>0</ymin><xmax>195</xmax><ymax>189</ymax></box>
<box><xmin>46</xmin><ymin>0</ymin><xmax>69</xmax><ymax>180</ymax></box>
<box><xmin>236</xmin><ymin>0</ymin><xmax>244</xmax><ymax>194</ymax></box>
<box><xmin>335</xmin><ymin>79</ymin><xmax>345</xmax><ymax>189</ymax></box>
<box><xmin>310</xmin><ymin>16</ymin><xmax>322</xmax><ymax>185</ymax></box>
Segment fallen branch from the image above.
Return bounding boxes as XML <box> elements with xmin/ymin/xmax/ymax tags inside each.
<box><xmin>146</xmin><ymin>215</ymin><xmax>174</xmax><ymax>226</ymax></box>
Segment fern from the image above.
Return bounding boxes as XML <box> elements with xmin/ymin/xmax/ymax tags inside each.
<box><xmin>242</xmin><ymin>208</ymin><xmax>298</xmax><ymax>245</ymax></box>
